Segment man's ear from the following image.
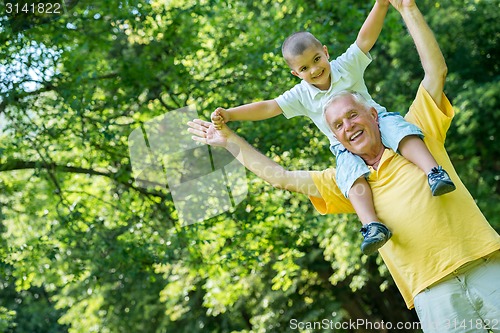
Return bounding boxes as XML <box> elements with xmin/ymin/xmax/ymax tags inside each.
<box><xmin>370</xmin><ymin>107</ymin><xmax>379</xmax><ymax>123</ymax></box>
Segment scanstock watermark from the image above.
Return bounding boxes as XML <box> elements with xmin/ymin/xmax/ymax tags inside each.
<box><xmin>289</xmin><ymin>318</ymin><xmax>422</xmax><ymax>331</ymax></box>
<box><xmin>128</xmin><ymin>106</ymin><xmax>248</xmax><ymax>226</ymax></box>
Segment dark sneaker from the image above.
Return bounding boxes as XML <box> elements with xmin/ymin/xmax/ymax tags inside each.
<box><xmin>360</xmin><ymin>222</ymin><xmax>392</xmax><ymax>255</ymax></box>
<box><xmin>428</xmin><ymin>166</ymin><xmax>456</xmax><ymax>196</ymax></box>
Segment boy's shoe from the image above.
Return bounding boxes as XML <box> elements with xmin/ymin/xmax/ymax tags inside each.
<box><xmin>360</xmin><ymin>222</ymin><xmax>392</xmax><ymax>255</ymax></box>
<box><xmin>428</xmin><ymin>166</ymin><xmax>456</xmax><ymax>196</ymax></box>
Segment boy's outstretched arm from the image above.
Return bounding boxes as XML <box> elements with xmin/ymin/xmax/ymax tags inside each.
<box><xmin>188</xmin><ymin>119</ymin><xmax>320</xmax><ymax>197</ymax></box>
<box><xmin>211</xmin><ymin>100</ymin><xmax>282</xmax><ymax>130</ymax></box>
<box><xmin>356</xmin><ymin>0</ymin><xmax>390</xmax><ymax>54</ymax></box>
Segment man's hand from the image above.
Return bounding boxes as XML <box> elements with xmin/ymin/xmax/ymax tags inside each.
<box><xmin>389</xmin><ymin>0</ymin><xmax>416</xmax><ymax>12</ymax></box>
<box><xmin>188</xmin><ymin>118</ymin><xmax>231</xmax><ymax>147</ymax></box>
<box><xmin>211</xmin><ymin>107</ymin><xmax>230</xmax><ymax>130</ymax></box>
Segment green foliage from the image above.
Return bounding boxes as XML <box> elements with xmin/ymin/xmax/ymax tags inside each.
<box><xmin>0</xmin><ymin>0</ymin><xmax>498</xmax><ymax>332</ymax></box>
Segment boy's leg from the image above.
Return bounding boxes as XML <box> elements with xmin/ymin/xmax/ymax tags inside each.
<box><xmin>332</xmin><ymin>144</ymin><xmax>391</xmax><ymax>255</ymax></box>
<box><xmin>349</xmin><ymin>177</ymin><xmax>392</xmax><ymax>255</ymax></box>
<box><xmin>349</xmin><ymin>177</ymin><xmax>378</xmax><ymax>224</ymax></box>
<box><xmin>399</xmin><ymin>135</ymin><xmax>456</xmax><ymax>196</ymax></box>
<box><xmin>378</xmin><ymin>112</ymin><xmax>456</xmax><ymax>196</ymax></box>
<box><xmin>398</xmin><ymin>135</ymin><xmax>437</xmax><ymax>174</ymax></box>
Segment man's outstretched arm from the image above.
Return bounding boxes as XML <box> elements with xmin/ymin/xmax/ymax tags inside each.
<box><xmin>188</xmin><ymin>119</ymin><xmax>321</xmax><ymax>197</ymax></box>
<box><xmin>391</xmin><ymin>0</ymin><xmax>447</xmax><ymax>108</ymax></box>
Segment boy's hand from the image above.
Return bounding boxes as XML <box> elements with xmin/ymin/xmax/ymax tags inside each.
<box><xmin>211</xmin><ymin>107</ymin><xmax>230</xmax><ymax>130</ymax></box>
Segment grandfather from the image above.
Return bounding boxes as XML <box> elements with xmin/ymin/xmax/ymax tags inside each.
<box><xmin>188</xmin><ymin>1</ymin><xmax>500</xmax><ymax>331</ymax></box>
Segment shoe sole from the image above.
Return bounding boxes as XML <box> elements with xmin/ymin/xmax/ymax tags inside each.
<box><xmin>432</xmin><ymin>182</ymin><xmax>456</xmax><ymax>196</ymax></box>
<box><xmin>361</xmin><ymin>233</ymin><xmax>392</xmax><ymax>255</ymax></box>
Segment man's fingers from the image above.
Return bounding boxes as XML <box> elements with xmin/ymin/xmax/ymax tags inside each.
<box><xmin>191</xmin><ymin>135</ymin><xmax>207</xmax><ymax>144</ymax></box>
<box><xmin>188</xmin><ymin>119</ymin><xmax>210</xmax><ymax>128</ymax></box>
<box><xmin>188</xmin><ymin>119</ymin><xmax>210</xmax><ymax>131</ymax></box>
<box><xmin>187</xmin><ymin>121</ymin><xmax>210</xmax><ymax>141</ymax></box>
<box><xmin>187</xmin><ymin>125</ymin><xmax>208</xmax><ymax>145</ymax></box>
<box><xmin>194</xmin><ymin>118</ymin><xmax>211</xmax><ymax>127</ymax></box>
<box><xmin>187</xmin><ymin>126</ymin><xmax>206</xmax><ymax>138</ymax></box>
<box><xmin>187</xmin><ymin>120</ymin><xmax>199</xmax><ymax>129</ymax></box>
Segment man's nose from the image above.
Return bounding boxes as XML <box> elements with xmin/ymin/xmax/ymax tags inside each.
<box><xmin>344</xmin><ymin>119</ymin><xmax>354</xmax><ymax>130</ymax></box>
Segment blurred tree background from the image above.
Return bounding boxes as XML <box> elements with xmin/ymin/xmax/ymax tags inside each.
<box><xmin>0</xmin><ymin>0</ymin><xmax>498</xmax><ymax>332</ymax></box>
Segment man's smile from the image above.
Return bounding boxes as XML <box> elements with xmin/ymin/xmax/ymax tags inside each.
<box><xmin>350</xmin><ymin>130</ymin><xmax>363</xmax><ymax>142</ymax></box>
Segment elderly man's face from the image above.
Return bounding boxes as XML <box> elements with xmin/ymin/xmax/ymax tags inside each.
<box><xmin>325</xmin><ymin>95</ymin><xmax>381</xmax><ymax>157</ymax></box>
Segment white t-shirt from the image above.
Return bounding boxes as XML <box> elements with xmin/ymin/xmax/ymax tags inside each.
<box><xmin>275</xmin><ymin>42</ymin><xmax>384</xmax><ymax>145</ymax></box>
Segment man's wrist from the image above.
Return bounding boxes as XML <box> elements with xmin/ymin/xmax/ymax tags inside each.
<box><xmin>225</xmin><ymin>134</ymin><xmax>242</xmax><ymax>155</ymax></box>
<box><xmin>399</xmin><ymin>5</ymin><xmax>422</xmax><ymax>26</ymax></box>
<box><xmin>397</xmin><ymin>2</ymin><xmax>419</xmax><ymax>15</ymax></box>
<box><xmin>226</xmin><ymin>131</ymin><xmax>239</xmax><ymax>146</ymax></box>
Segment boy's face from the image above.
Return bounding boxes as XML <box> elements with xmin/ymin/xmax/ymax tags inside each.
<box><xmin>288</xmin><ymin>45</ymin><xmax>331</xmax><ymax>90</ymax></box>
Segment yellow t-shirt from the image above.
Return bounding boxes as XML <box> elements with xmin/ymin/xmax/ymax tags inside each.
<box><xmin>309</xmin><ymin>85</ymin><xmax>500</xmax><ymax>309</ymax></box>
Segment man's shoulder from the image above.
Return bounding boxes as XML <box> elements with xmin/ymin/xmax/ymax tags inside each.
<box><xmin>404</xmin><ymin>84</ymin><xmax>454</xmax><ymax>143</ymax></box>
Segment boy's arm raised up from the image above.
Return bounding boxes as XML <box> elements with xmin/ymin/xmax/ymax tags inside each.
<box><xmin>356</xmin><ymin>0</ymin><xmax>390</xmax><ymax>54</ymax></box>
<box><xmin>211</xmin><ymin>100</ymin><xmax>282</xmax><ymax>130</ymax></box>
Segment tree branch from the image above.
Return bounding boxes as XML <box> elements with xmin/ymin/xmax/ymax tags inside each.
<box><xmin>0</xmin><ymin>159</ymin><xmax>167</xmax><ymax>198</ymax></box>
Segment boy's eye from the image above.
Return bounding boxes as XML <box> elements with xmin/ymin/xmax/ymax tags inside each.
<box><xmin>315</xmin><ymin>56</ymin><xmax>321</xmax><ymax>62</ymax></box>
<box><xmin>300</xmin><ymin>67</ymin><xmax>307</xmax><ymax>72</ymax></box>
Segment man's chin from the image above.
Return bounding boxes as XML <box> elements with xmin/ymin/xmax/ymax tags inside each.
<box><xmin>346</xmin><ymin>142</ymin><xmax>366</xmax><ymax>155</ymax></box>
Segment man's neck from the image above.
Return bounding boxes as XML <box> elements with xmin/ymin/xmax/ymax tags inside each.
<box><xmin>362</xmin><ymin>146</ymin><xmax>386</xmax><ymax>170</ymax></box>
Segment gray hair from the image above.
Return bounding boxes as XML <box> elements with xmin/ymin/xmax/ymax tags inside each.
<box><xmin>322</xmin><ymin>90</ymin><xmax>372</xmax><ymax>134</ymax></box>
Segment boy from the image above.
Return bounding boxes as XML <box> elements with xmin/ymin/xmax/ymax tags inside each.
<box><xmin>211</xmin><ymin>0</ymin><xmax>455</xmax><ymax>255</ymax></box>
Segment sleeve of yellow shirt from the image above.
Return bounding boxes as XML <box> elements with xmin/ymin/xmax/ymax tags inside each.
<box><xmin>404</xmin><ymin>84</ymin><xmax>455</xmax><ymax>143</ymax></box>
<box><xmin>309</xmin><ymin>168</ymin><xmax>355</xmax><ymax>215</ymax></box>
